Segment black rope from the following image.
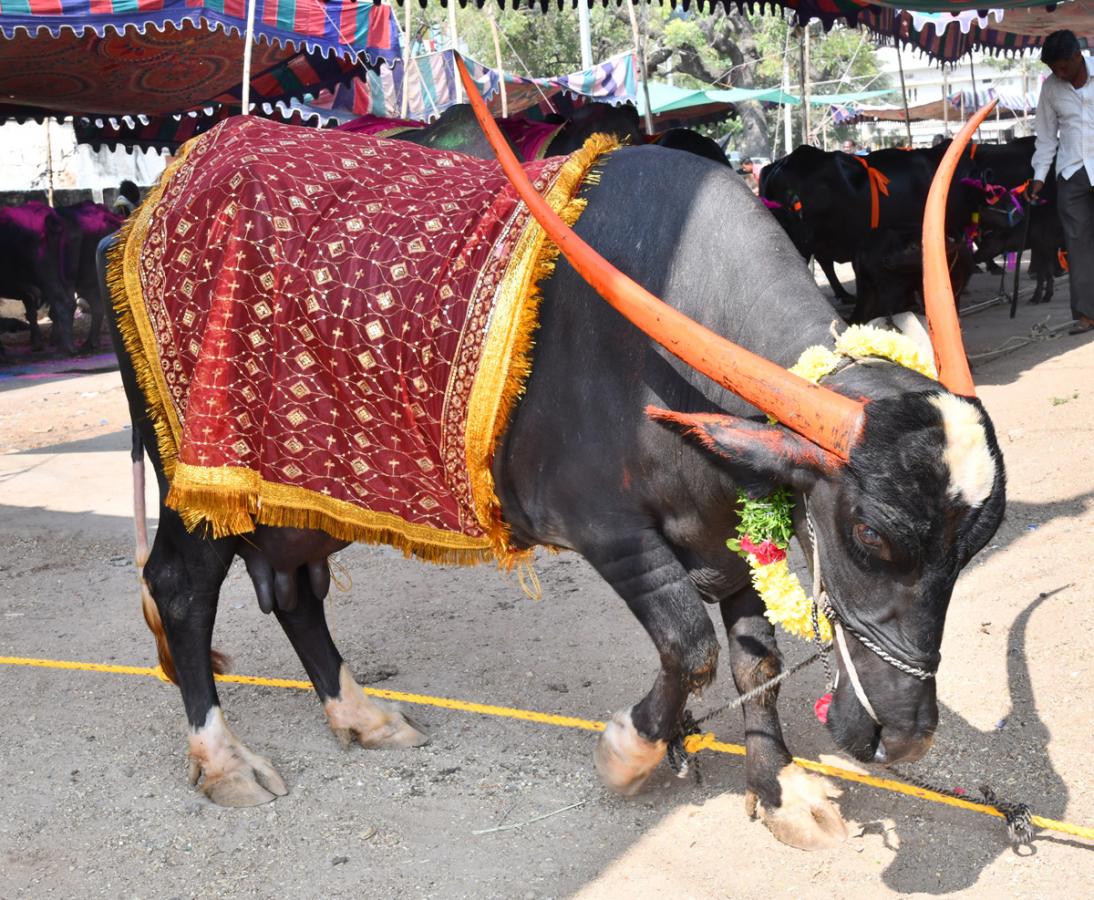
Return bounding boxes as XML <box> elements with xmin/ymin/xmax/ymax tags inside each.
<box><xmin>666</xmin><ymin>652</ymin><xmax>823</xmax><ymax>781</ymax></box>
<box><xmin>891</xmin><ymin>768</ymin><xmax>1035</xmax><ymax>849</ymax></box>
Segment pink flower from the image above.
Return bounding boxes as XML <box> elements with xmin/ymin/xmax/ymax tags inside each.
<box><xmin>814</xmin><ymin>693</ymin><xmax>832</xmax><ymax>724</ymax></box>
<box><xmin>740</xmin><ymin>535</ymin><xmax>787</xmax><ymax>566</ymax></box>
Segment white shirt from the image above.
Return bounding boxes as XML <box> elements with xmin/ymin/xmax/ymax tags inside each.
<box><xmin>1032</xmin><ymin>56</ymin><xmax>1094</xmax><ymax>183</ymax></box>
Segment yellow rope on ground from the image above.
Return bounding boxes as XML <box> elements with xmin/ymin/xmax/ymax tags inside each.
<box><xmin>2</xmin><ymin>654</ymin><xmax>1091</xmax><ymax>842</ymax></box>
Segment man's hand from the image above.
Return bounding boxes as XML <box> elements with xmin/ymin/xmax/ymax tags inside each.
<box><xmin>1028</xmin><ymin>179</ymin><xmax>1045</xmax><ymax>202</ymax></box>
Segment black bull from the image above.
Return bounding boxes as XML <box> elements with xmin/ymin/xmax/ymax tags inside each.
<box><xmin>760</xmin><ymin>143</ymin><xmax>979</xmax><ymax>305</ymax></box>
<box><xmin>100</xmin><ymin>144</ymin><xmax>1006</xmax><ymax>850</ymax></box>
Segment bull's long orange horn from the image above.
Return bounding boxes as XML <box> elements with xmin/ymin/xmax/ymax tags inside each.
<box><xmin>922</xmin><ymin>99</ymin><xmax>997</xmax><ymax>396</ymax></box>
<box><xmin>454</xmin><ymin>55</ymin><xmax>865</xmax><ymax>460</ymax></box>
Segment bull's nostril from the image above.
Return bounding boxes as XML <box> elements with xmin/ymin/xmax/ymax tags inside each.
<box><xmin>873</xmin><ymin>742</ymin><xmax>889</xmax><ymax>765</ymax></box>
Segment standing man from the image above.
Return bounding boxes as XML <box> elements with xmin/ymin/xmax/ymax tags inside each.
<box><xmin>1029</xmin><ymin>29</ymin><xmax>1094</xmax><ymax>334</ymax></box>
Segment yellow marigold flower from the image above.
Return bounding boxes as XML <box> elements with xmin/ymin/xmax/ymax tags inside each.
<box><xmin>788</xmin><ymin>345</ymin><xmax>841</xmax><ymax>383</ymax></box>
<box><xmin>750</xmin><ymin>558</ymin><xmax>831</xmax><ymax>642</ymax></box>
<box><xmin>834</xmin><ymin>325</ymin><xmax>937</xmax><ymax>380</ymax></box>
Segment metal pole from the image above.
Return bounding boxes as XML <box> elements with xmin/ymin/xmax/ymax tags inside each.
<box><xmin>969</xmin><ymin>55</ymin><xmax>981</xmax><ymax>139</ymax></box>
<box><xmin>577</xmin><ymin>0</ymin><xmax>593</xmax><ymax>71</ymax></box>
<box><xmin>800</xmin><ymin>26</ymin><xmax>811</xmax><ymax>145</ymax></box>
<box><xmin>241</xmin><ymin>0</ymin><xmax>257</xmax><ymax>115</ymax></box>
<box><xmin>896</xmin><ymin>44</ymin><xmax>913</xmax><ymax>145</ymax></box>
<box><xmin>782</xmin><ymin>50</ymin><xmax>793</xmax><ymax>154</ymax></box>
<box><xmin>942</xmin><ymin>66</ymin><xmax>949</xmax><ymax>134</ymax></box>
<box><xmin>401</xmin><ymin>1</ymin><xmax>413</xmax><ymax>117</ymax></box>
<box><xmin>448</xmin><ymin>1</ymin><xmax>462</xmax><ymax>104</ymax></box>
<box><xmin>44</xmin><ymin>118</ymin><xmax>54</xmax><ymax>206</ymax></box>
<box><xmin>489</xmin><ymin>14</ymin><xmax>507</xmax><ymax>118</ymax></box>
<box><xmin>627</xmin><ymin>0</ymin><xmax>654</xmax><ymax>135</ymax></box>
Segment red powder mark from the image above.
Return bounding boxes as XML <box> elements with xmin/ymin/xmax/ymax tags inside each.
<box><xmin>814</xmin><ymin>693</ymin><xmax>832</xmax><ymax>724</ymax></box>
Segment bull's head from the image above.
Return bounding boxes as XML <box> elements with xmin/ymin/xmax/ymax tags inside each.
<box><xmin>455</xmin><ymin>57</ymin><xmax>1004</xmax><ymax>767</ymax></box>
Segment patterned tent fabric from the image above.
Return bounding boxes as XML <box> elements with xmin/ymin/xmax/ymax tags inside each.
<box><xmin>0</xmin><ymin>0</ymin><xmax>400</xmax><ymax>62</ymax></box>
<box><xmin>0</xmin><ymin>0</ymin><xmax>400</xmax><ymax>120</ymax></box>
<box><xmin>315</xmin><ymin>50</ymin><xmax>638</xmax><ymax>122</ymax></box>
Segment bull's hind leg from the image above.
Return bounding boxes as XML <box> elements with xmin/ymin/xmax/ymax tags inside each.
<box><xmin>720</xmin><ymin>585</ymin><xmax>846</xmax><ymax>850</ymax></box>
<box><xmin>270</xmin><ymin>564</ymin><xmax>428</xmax><ymax>750</ymax></box>
<box><xmin>583</xmin><ymin>529</ymin><xmax>719</xmax><ymax>795</ymax></box>
<box><xmin>143</xmin><ymin>511</ymin><xmax>287</xmax><ymax>807</ymax></box>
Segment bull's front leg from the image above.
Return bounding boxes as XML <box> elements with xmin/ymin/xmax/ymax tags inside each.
<box><xmin>720</xmin><ymin>586</ymin><xmax>847</xmax><ymax>850</ymax></box>
<box><xmin>583</xmin><ymin>530</ymin><xmax>719</xmax><ymax>795</ymax></box>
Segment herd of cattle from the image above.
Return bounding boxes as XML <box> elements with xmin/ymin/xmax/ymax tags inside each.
<box><xmin>0</xmin><ymin>181</ymin><xmax>139</xmax><ymax>357</ymax></box>
<box><xmin>0</xmin><ymin>115</ymin><xmax>1065</xmax><ymax>360</ymax></box>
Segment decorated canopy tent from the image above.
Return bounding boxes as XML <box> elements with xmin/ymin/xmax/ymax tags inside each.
<box><xmin>0</xmin><ymin>0</ymin><xmax>402</xmax><ymax>123</ymax></box>
<box><xmin>73</xmin><ymin>49</ymin><xmax>644</xmax><ymax>152</ymax></box>
<box><xmin>340</xmin><ymin>2</ymin><xmax>1091</xmax><ymax>62</ymax></box>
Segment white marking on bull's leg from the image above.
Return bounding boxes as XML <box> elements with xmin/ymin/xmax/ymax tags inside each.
<box><xmin>323</xmin><ymin>664</ymin><xmax>428</xmax><ymax>749</ymax></box>
<box><xmin>757</xmin><ymin>763</ymin><xmax>848</xmax><ymax>851</ymax></box>
<box><xmin>188</xmin><ymin>707</ymin><xmax>288</xmax><ymax>807</ymax></box>
<box><xmin>594</xmin><ymin>708</ymin><xmax>667</xmax><ymax>796</ymax></box>
<box><xmin>929</xmin><ymin>394</ymin><xmax>996</xmax><ymax>508</ymax></box>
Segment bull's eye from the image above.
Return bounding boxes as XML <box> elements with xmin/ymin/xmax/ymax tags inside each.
<box><xmin>853</xmin><ymin>523</ymin><xmax>891</xmax><ymax>560</ymax></box>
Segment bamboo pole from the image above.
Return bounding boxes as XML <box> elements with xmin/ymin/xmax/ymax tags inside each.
<box><xmin>401</xmin><ymin>1</ymin><xmax>413</xmax><ymax>118</ymax></box>
<box><xmin>241</xmin><ymin>0</ymin><xmax>257</xmax><ymax>115</ymax></box>
<box><xmin>800</xmin><ymin>26</ymin><xmax>810</xmax><ymax>145</ymax></box>
<box><xmin>896</xmin><ymin>44</ymin><xmax>913</xmax><ymax>145</ymax></box>
<box><xmin>44</xmin><ymin>118</ymin><xmax>54</xmax><ymax>206</ymax></box>
<box><xmin>627</xmin><ymin>1</ymin><xmax>654</xmax><ymax>135</ymax></box>
<box><xmin>942</xmin><ymin>66</ymin><xmax>949</xmax><ymax>134</ymax></box>
<box><xmin>577</xmin><ymin>0</ymin><xmax>593</xmax><ymax>70</ymax></box>
<box><xmin>488</xmin><ymin>14</ymin><xmax>507</xmax><ymax>118</ymax></box>
<box><xmin>448</xmin><ymin>0</ymin><xmax>462</xmax><ymax>104</ymax></box>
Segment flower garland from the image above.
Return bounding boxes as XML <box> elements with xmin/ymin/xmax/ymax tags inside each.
<box><xmin>732</xmin><ymin>325</ymin><xmax>937</xmax><ymax>641</ymax></box>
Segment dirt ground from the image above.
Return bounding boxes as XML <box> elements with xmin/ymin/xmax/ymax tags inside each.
<box><xmin>1</xmin><ymin>268</ymin><xmax>1092</xmax><ymax>899</ymax></box>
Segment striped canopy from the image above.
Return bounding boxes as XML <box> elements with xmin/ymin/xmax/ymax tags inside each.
<box><xmin>0</xmin><ymin>0</ymin><xmax>401</xmax><ymax>119</ymax></box>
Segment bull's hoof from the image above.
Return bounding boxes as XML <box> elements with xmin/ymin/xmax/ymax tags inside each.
<box><xmin>187</xmin><ymin>707</ymin><xmax>288</xmax><ymax>807</ymax></box>
<box><xmin>594</xmin><ymin>709</ymin><xmax>667</xmax><ymax>796</ymax></box>
<box><xmin>324</xmin><ymin>664</ymin><xmax>428</xmax><ymax>750</ymax></box>
<box><xmin>752</xmin><ymin>763</ymin><xmax>847</xmax><ymax>850</ymax></box>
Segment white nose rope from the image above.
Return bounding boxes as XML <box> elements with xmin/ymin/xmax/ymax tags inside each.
<box><xmin>807</xmin><ymin>503</ymin><xmax>881</xmax><ymax>725</ymax></box>
<box><xmin>834</xmin><ymin>621</ymin><xmax>881</xmax><ymax>724</ymax></box>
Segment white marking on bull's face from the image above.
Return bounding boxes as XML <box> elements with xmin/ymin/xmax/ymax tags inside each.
<box><xmin>929</xmin><ymin>394</ymin><xmax>995</xmax><ymax>508</ymax></box>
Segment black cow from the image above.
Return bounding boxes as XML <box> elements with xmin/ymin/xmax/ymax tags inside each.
<box><xmin>55</xmin><ymin>201</ymin><xmax>125</xmax><ymax>351</ymax></box>
<box><xmin>653</xmin><ymin>128</ymin><xmax>731</xmax><ymax>166</ymax></box>
<box><xmin>100</xmin><ymin>123</ymin><xmax>1005</xmax><ymax>851</ymax></box>
<box><xmin>967</xmin><ymin>138</ymin><xmax>1065</xmax><ymax>304</ymax></box>
<box><xmin>852</xmin><ymin>229</ymin><xmax>975</xmax><ymax>323</ymax></box>
<box><xmin>0</xmin><ymin>201</ymin><xmax>76</xmax><ymax>354</ymax></box>
<box><xmin>376</xmin><ymin>102</ymin><xmax>644</xmax><ymax>162</ymax></box>
<box><xmin>760</xmin><ymin>143</ymin><xmax>976</xmax><ymax>304</ymax></box>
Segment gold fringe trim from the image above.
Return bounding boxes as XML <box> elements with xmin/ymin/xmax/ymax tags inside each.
<box><xmin>106</xmin><ymin>135</ymin><xmax>207</xmax><ymax>484</ymax></box>
<box><xmin>167</xmin><ymin>462</ymin><xmax>494</xmax><ymax>566</ymax></box>
<box><xmin>464</xmin><ymin>133</ymin><xmax>620</xmax><ymax>568</ymax></box>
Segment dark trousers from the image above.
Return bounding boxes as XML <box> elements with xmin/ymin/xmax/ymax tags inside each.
<box><xmin>1056</xmin><ymin>167</ymin><xmax>1094</xmax><ymax>321</ymax></box>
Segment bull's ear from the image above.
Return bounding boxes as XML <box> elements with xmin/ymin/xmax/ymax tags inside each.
<box><xmin>647</xmin><ymin>407</ymin><xmax>841</xmax><ymax>496</ymax></box>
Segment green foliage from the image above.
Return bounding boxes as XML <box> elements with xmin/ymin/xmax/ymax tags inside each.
<box><xmin>729</xmin><ymin>487</ymin><xmax>796</xmax><ymax>551</ymax></box>
<box><xmin>403</xmin><ymin>8</ymin><xmax>887</xmax><ymax>150</ymax></box>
